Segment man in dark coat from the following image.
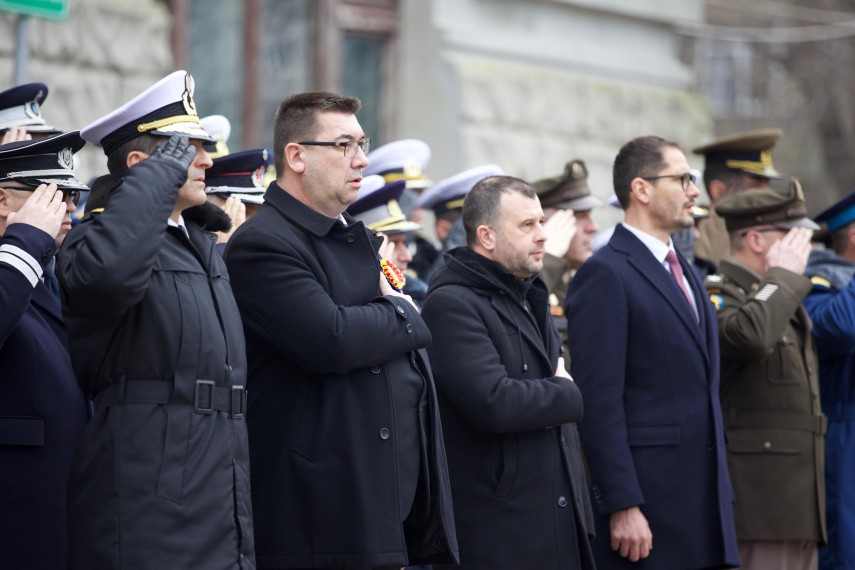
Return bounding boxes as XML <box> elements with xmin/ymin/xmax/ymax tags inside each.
<box><xmin>0</xmin><ymin>133</ymin><xmax>89</xmax><ymax>569</ymax></box>
<box><xmin>420</xmin><ymin>175</ymin><xmax>595</xmax><ymax>570</ymax></box>
<box><xmin>225</xmin><ymin>92</ymin><xmax>458</xmax><ymax>570</ymax></box>
<box><xmin>707</xmin><ymin>182</ymin><xmax>825</xmax><ymax>569</ymax></box>
<box><xmin>59</xmin><ymin>71</ymin><xmax>254</xmax><ymax>569</ymax></box>
<box><xmin>566</xmin><ymin>135</ymin><xmax>739</xmax><ymax>569</ymax></box>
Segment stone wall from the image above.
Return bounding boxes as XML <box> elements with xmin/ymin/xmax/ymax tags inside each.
<box><xmin>398</xmin><ymin>0</ymin><xmax>714</xmax><ymax>228</ymax></box>
<box><xmin>0</xmin><ymin>0</ymin><xmax>174</xmax><ymax>181</ymax></box>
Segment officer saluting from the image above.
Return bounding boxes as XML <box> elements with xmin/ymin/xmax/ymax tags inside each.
<box><xmin>693</xmin><ymin>128</ymin><xmax>784</xmax><ymax>266</ymax></box>
<box><xmin>0</xmin><ymin>132</ymin><xmax>89</xmax><ymax>570</ymax></box>
<box><xmin>707</xmin><ymin>180</ymin><xmax>825</xmax><ymax>570</ymax></box>
<box><xmin>59</xmin><ymin>71</ymin><xmax>254</xmax><ymax>569</ymax></box>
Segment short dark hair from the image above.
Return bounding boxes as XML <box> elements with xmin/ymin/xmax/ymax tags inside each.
<box><xmin>272</xmin><ymin>92</ymin><xmax>361</xmax><ymax>174</ymax></box>
<box><xmin>105</xmin><ymin>134</ymin><xmax>165</xmax><ymax>176</ymax></box>
<box><xmin>463</xmin><ymin>175</ymin><xmax>536</xmax><ymax>247</ymax></box>
<box><xmin>613</xmin><ymin>136</ymin><xmax>680</xmax><ymax>209</ymax></box>
<box><xmin>703</xmin><ymin>166</ymin><xmax>753</xmax><ymax>202</ymax></box>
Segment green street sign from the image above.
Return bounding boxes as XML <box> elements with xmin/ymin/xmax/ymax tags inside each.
<box><xmin>0</xmin><ymin>0</ymin><xmax>70</xmax><ymax>21</ymax></box>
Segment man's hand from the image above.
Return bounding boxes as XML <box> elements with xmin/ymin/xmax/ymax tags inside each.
<box><xmin>378</xmin><ymin>232</ymin><xmax>395</xmax><ymax>261</ymax></box>
<box><xmin>765</xmin><ymin>227</ymin><xmax>812</xmax><ymax>275</ymax></box>
<box><xmin>555</xmin><ymin>357</ymin><xmax>573</xmax><ymax>380</ymax></box>
<box><xmin>1</xmin><ymin>127</ymin><xmax>32</xmax><ymax>145</ymax></box>
<box><xmin>215</xmin><ymin>196</ymin><xmax>246</xmax><ymax>244</ymax></box>
<box><xmin>543</xmin><ymin>209</ymin><xmax>577</xmax><ymax>259</ymax></box>
<box><xmin>379</xmin><ymin>271</ymin><xmax>419</xmax><ymax>312</ymax></box>
<box><xmin>6</xmin><ymin>183</ymin><xmax>66</xmax><ymax>239</ymax></box>
<box><xmin>150</xmin><ymin>134</ymin><xmax>196</xmax><ymax>172</ymax></box>
<box><xmin>610</xmin><ymin>506</ymin><xmax>653</xmax><ymax>562</ymax></box>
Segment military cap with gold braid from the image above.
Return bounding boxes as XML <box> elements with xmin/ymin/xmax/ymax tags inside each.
<box><xmin>365</xmin><ymin>139</ymin><xmax>433</xmax><ymax>190</ymax></box>
<box><xmin>347</xmin><ymin>175</ymin><xmax>421</xmax><ymax>234</ymax></box>
<box><xmin>81</xmin><ymin>70</ymin><xmax>214</xmax><ymax>154</ymax></box>
<box><xmin>533</xmin><ymin>159</ymin><xmax>603</xmax><ymax>211</ymax></box>
<box><xmin>693</xmin><ymin>128</ymin><xmax>783</xmax><ymax>179</ymax></box>
<box><xmin>716</xmin><ymin>178</ymin><xmax>819</xmax><ymax>233</ymax></box>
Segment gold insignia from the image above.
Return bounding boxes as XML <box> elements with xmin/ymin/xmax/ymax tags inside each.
<box><xmin>182</xmin><ymin>73</ymin><xmax>198</xmax><ymax>117</ymax></box>
<box><xmin>810</xmin><ymin>275</ymin><xmax>831</xmax><ymax>289</ymax></box>
<box><xmin>387</xmin><ymin>199</ymin><xmax>404</xmax><ymax>219</ymax></box>
<box><xmin>709</xmin><ymin>294</ymin><xmax>724</xmax><ymax>311</ymax></box>
<box><xmin>403</xmin><ymin>157</ymin><xmax>424</xmax><ymax>180</ymax></box>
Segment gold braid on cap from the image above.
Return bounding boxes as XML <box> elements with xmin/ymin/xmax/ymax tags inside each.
<box><xmin>136</xmin><ymin>115</ymin><xmax>202</xmax><ymax>133</ymax></box>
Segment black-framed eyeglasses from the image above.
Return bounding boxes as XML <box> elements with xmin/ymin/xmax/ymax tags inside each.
<box><xmin>2</xmin><ymin>184</ymin><xmax>81</xmax><ymax>206</ymax></box>
<box><xmin>641</xmin><ymin>171</ymin><xmax>698</xmax><ymax>192</ymax></box>
<box><xmin>298</xmin><ymin>138</ymin><xmax>371</xmax><ymax>158</ymax></box>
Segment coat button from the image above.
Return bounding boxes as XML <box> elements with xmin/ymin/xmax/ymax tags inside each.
<box><xmin>558</xmin><ymin>496</ymin><xmax>568</xmax><ymax>508</ymax></box>
<box><xmin>396</xmin><ymin>305</ymin><xmax>405</xmax><ymax>315</ymax></box>
<box><xmin>763</xmin><ymin>440</ymin><xmax>772</xmax><ymax>450</ymax></box>
<box><xmin>346</xmin><ymin>234</ymin><xmax>355</xmax><ymax>243</ymax></box>
<box><xmin>706</xmin><ymin>441</ymin><xmax>714</xmax><ymax>452</ymax></box>
<box><xmin>370</xmin><ymin>365</ymin><xmax>380</xmax><ymax>374</ymax></box>
<box><xmin>379</xmin><ymin>428</ymin><xmax>390</xmax><ymax>440</ymax></box>
<box><xmin>406</xmin><ymin>323</ymin><xmax>413</xmax><ymax>334</ymax></box>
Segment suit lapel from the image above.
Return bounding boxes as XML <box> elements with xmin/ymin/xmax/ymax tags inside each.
<box><xmin>31</xmin><ymin>282</ymin><xmax>63</xmax><ymax>324</ymax></box>
<box><xmin>611</xmin><ymin>225</ymin><xmax>708</xmax><ymax>359</ymax></box>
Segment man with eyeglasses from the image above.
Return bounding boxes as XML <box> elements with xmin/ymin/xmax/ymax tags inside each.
<box><xmin>705</xmin><ymin>180</ymin><xmax>825</xmax><ymax>570</ymax></box>
<box><xmin>693</xmin><ymin>129</ymin><xmax>785</xmax><ymax>267</ymax></box>
<box><xmin>566</xmin><ymin>135</ymin><xmax>739</xmax><ymax>569</ymax></box>
<box><xmin>225</xmin><ymin>92</ymin><xmax>458</xmax><ymax>570</ymax></box>
<box><xmin>0</xmin><ymin>131</ymin><xmax>89</xmax><ymax>569</ymax></box>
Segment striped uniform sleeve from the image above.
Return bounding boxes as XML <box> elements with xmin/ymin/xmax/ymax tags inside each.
<box><xmin>0</xmin><ymin>242</ymin><xmax>42</xmax><ymax>287</ymax></box>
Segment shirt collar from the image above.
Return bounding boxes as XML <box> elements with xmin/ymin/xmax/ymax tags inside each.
<box><xmin>621</xmin><ymin>222</ymin><xmax>676</xmax><ymax>265</ymax></box>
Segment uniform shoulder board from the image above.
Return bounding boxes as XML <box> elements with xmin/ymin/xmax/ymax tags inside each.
<box><xmin>810</xmin><ymin>275</ymin><xmax>831</xmax><ymax>289</ymax></box>
<box><xmin>705</xmin><ymin>274</ymin><xmax>723</xmax><ymax>284</ymax></box>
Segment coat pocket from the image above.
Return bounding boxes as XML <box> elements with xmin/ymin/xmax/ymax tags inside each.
<box><xmin>0</xmin><ymin>415</ymin><xmax>44</xmax><ymax>446</ymax></box>
<box><xmin>768</xmin><ymin>335</ymin><xmax>802</xmax><ymax>385</ymax></box>
<box><xmin>727</xmin><ymin>429</ymin><xmax>803</xmax><ymax>455</ymax></box>
<box><xmin>494</xmin><ymin>435</ymin><xmax>519</xmax><ymax>498</ymax></box>
<box><xmin>627</xmin><ymin>424</ymin><xmax>681</xmax><ymax>447</ymax></box>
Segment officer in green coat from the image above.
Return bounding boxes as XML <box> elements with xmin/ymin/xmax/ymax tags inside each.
<box><xmin>706</xmin><ymin>179</ymin><xmax>826</xmax><ymax>570</ymax></box>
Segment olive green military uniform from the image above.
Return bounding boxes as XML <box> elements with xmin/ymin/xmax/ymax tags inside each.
<box><xmin>533</xmin><ymin>159</ymin><xmax>602</xmax><ymax>370</ymax></box>
<box><xmin>694</xmin><ymin>128</ymin><xmax>784</xmax><ymax>267</ymax></box>
<box><xmin>707</xmin><ymin>261</ymin><xmax>826</xmax><ymax>544</ymax></box>
<box><xmin>696</xmin><ymin>208</ymin><xmax>730</xmax><ymax>266</ymax></box>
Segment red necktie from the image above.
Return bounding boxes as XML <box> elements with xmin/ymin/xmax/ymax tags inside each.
<box><xmin>665</xmin><ymin>250</ymin><xmax>695</xmax><ymax>313</ymax></box>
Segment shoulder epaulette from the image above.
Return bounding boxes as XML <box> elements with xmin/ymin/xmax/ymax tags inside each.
<box><xmin>810</xmin><ymin>275</ymin><xmax>831</xmax><ymax>289</ymax></box>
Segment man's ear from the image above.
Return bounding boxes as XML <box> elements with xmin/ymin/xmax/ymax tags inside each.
<box><xmin>707</xmin><ymin>179</ymin><xmax>726</xmax><ymax>203</ymax></box>
<box><xmin>285</xmin><ymin>143</ymin><xmax>305</xmax><ymax>174</ymax></box>
<box><xmin>0</xmin><ymin>189</ymin><xmax>11</xmax><ymax>219</ymax></box>
<box><xmin>126</xmin><ymin>150</ymin><xmax>148</xmax><ymax>169</ymax></box>
<box><xmin>476</xmin><ymin>224</ymin><xmax>495</xmax><ymax>252</ymax></box>
<box><xmin>629</xmin><ymin>177</ymin><xmax>652</xmax><ymax>206</ymax></box>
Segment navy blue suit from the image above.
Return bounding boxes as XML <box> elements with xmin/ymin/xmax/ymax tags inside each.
<box><xmin>566</xmin><ymin>223</ymin><xmax>738</xmax><ymax>569</ymax></box>
<box><xmin>0</xmin><ymin>223</ymin><xmax>88</xmax><ymax>569</ymax></box>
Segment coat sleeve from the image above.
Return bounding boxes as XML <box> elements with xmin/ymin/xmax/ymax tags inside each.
<box><xmin>804</xmin><ymin>276</ymin><xmax>855</xmax><ymax>355</ymax></box>
<box><xmin>0</xmin><ymin>224</ymin><xmax>52</xmax><ymax>345</ymax></box>
<box><xmin>421</xmin><ymin>285</ymin><xmax>583</xmax><ymax>434</ymax></box>
<box><xmin>58</xmin><ymin>157</ymin><xmax>186</xmax><ymax>319</ymax></box>
<box><xmin>565</xmin><ymin>255</ymin><xmax>643</xmax><ymax>514</ymax></box>
<box><xmin>225</xmin><ymin>227</ymin><xmax>431</xmax><ymax>375</ymax></box>
<box><xmin>713</xmin><ymin>267</ymin><xmax>811</xmax><ymax>361</ymax></box>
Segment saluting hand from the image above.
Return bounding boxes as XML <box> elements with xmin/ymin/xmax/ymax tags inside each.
<box><xmin>151</xmin><ymin>134</ymin><xmax>196</xmax><ymax>172</ymax></box>
<box><xmin>215</xmin><ymin>196</ymin><xmax>246</xmax><ymax>244</ymax></box>
<box><xmin>765</xmin><ymin>227</ymin><xmax>812</xmax><ymax>275</ymax></box>
<box><xmin>1</xmin><ymin>127</ymin><xmax>32</xmax><ymax>145</ymax></box>
<box><xmin>610</xmin><ymin>506</ymin><xmax>653</xmax><ymax>562</ymax></box>
<box><xmin>6</xmin><ymin>183</ymin><xmax>66</xmax><ymax>239</ymax></box>
<box><xmin>543</xmin><ymin>209</ymin><xmax>577</xmax><ymax>259</ymax></box>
